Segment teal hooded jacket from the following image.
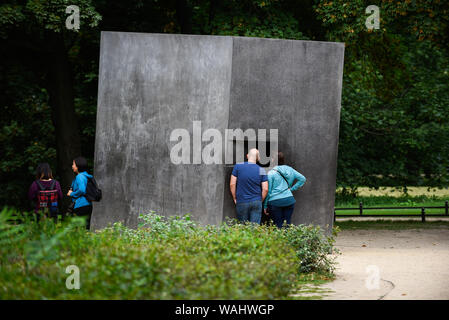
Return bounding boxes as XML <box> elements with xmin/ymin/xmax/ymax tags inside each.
<box><xmin>263</xmin><ymin>165</ymin><xmax>306</xmax><ymax>209</ymax></box>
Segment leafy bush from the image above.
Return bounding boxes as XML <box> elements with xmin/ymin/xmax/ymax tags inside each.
<box><xmin>279</xmin><ymin>224</ymin><xmax>338</xmax><ymax>274</ymax></box>
<box><xmin>0</xmin><ymin>209</ymin><xmax>338</xmax><ymax>299</ymax></box>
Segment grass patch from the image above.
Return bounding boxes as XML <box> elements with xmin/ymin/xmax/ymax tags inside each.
<box><xmin>335</xmin><ymin>219</ymin><xmax>449</xmax><ymax>230</ymax></box>
<box><xmin>355</xmin><ymin>186</ymin><xmax>449</xmax><ymax>197</ymax></box>
<box><xmin>289</xmin><ymin>272</ymin><xmax>335</xmax><ymax>300</ymax></box>
<box><xmin>0</xmin><ymin>208</ymin><xmax>339</xmax><ymax>299</ymax></box>
<box><xmin>336</xmin><ymin>186</ymin><xmax>449</xmax><ymax>199</ymax></box>
<box><xmin>335</xmin><ymin>194</ymin><xmax>448</xmax><ymax>207</ymax></box>
<box><xmin>335</xmin><ymin>194</ymin><xmax>448</xmax><ymax>216</ymax></box>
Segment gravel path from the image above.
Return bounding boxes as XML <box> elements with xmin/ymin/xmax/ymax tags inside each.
<box><xmin>320</xmin><ymin>228</ymin><xmax>449</xmax><ymax>299</ymax></box>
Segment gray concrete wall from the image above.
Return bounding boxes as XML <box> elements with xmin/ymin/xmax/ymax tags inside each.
<box><xmin>92</xmin><ymin>32</ymin><xmax>233</xmax><ymax>229</ymax></box>
<box><xmin>92</xmin><ymin>32</ymin><xmax>344</xmax><ymax>233</ymax></box>
<box><xmin>223</xmin><ymin>37</ymin><xmax>345</xmax><ymax>233</ymax></box>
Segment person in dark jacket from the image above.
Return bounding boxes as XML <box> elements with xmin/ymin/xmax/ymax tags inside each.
<box><xmin>67</xmin><ymin>156</ymin><xmax>93</xmax><ymax>230</ymax></box>
<box><xmin>28</xmin><ymin>163</ymin><xmax>63</xmax><ymax>220</ymax></box>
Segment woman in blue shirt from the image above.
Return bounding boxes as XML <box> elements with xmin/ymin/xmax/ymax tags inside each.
<box><xmin>263</xmin><ymin>152</ymin><xmax>306</xmax><ymax>228</ymax></box>
<box><xmin>67</xmin><ymin>156</ymin><xmax>93</xmax><ymax>229</ymax></box>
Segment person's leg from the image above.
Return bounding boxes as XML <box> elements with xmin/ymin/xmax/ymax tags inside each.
<box><xmin>269</xmin><ymin>204</ymin><xmax>284</xmax><ymax>228</ymax></box>
<box><xmin>49</xmin><ymin>206</ymin><xmax>59</xmax><ymax>223</ymax></box>
<box><xmin>249</xmin><ymin>201</ymin><xmax>262</xmax><ymax>224</ymax></box>
<box><xmin>236</xmin><ymin>202</ymin><xmax>250</xmax><ymax>222</ymax></box>
<box><xmin>282</xmin><ymin>203</ymin><xmax>295</xmax><ymax>227</ymax></box>
<box><xmin>34</xmin><ymin>211</ymin><xmax>41</xmax><ymax>223</ymax></box>
<box><xmin>74</xmin><ymin>205</ymin><xmax>93</xmax><ymax>230</ymax></box>
<box><xmin>85</xmin><ymin>205</ymin><xmax>92</xmax><ymax>229</ymax></box>
<box><xmin>260</xmin><ymin>206</ymin><xmax>271</xmax><ymax>226</ymax></box>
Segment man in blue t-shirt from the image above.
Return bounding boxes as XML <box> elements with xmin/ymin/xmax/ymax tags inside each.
<box><xmin>230</xmin><ymin>148</ymin><xmax>268</xmax><ymax>224</ymax></box>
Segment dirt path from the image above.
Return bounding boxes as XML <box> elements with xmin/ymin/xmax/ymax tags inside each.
<box><xmin>320</xmin><ymin>228</ymin><xmax>449</xmax><ymax>299</ymax></box>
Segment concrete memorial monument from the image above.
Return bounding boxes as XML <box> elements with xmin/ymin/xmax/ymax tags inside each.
<box><xmin>92</xmin><ymin>31</ymin><xmax>344</xmax><ymax>233</ymax></box>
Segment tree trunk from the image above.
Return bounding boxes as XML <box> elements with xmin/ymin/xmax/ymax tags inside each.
<box><xmin>45</xmin><ymin>32</ymin><xmax>81</xmax><ymax>211</ymax></box>
<box><xmin>208</xmin><ymin>0</ymin><xmax>217</xmax><ymax>33</ymax></box>
<box><xmin>175</xmin><ymin>0</ymin><xmax>193</xmax><ymax>34</ymax></box>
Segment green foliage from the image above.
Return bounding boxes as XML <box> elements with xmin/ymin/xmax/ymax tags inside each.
<box><xmin>314</xmin><ymin>0</ymin><xmax>449</xmax><ymax>190</ymax></box>
<box><xmin>0</xmin><ymin>69</ymin><xmax>57</xmax><ymax>209</ymax></box>
<box><xmin>204</xmin><ymin>0</ymin><xmax>308</xmax><ymax>40</ymax></box>
<box><xmin>279</xmin><ymin>223</ymin><xmax>338</xmax><ymax>274</ymax></box>
<box><xmin>315</xmin><ymin>0</ymin><xmax>449</xmax><ymax>47</ymax></box>
<box><xmin>1</xmin><ymin>0</ymin><xmax>449</xmax><ymax>211</ymax></box>
<box><xmin>337</xmin><ymin>37</ymin><xmax>449</xmax><ymax>189</ymax></box>
<box><xmin>0</xmin><ymin>210</ymin><xmax>338</xmax><ymax>299</ymax></box>
<box><xmin>0</xmin><ymin>1</ymin><xmax>102</xmax><ymax>208</ymax></box>
<box><xmin>0</xmin><ymin>207</ymin><xmax>27</xmax><ymax>247</ymax></box>
<box><xmin>0</xmin><ymin>0</ymin><xmax>101</xmax><ymax>36</ymax></box>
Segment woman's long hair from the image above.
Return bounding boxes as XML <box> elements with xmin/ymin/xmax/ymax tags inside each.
<box><xmin>35</xmin><ymin>163</ymin><xmax>53</xmax><ymax>180</ymax></box>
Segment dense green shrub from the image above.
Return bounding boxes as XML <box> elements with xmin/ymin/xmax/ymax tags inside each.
<box><xmin>0</xmin><ymin>209</ymin><xmax>337</xmax><ymax>299</ymax></box>
<box><xmin>279</xmin><ymin>224</ymin><xmax>337</xmax><ymax>274</ymax></box>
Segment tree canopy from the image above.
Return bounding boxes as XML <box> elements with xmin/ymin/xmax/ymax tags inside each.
<box><xmin>1</xmin><ymin>0</ymin><xmax>448</xmax><ymax>209</ymax></box>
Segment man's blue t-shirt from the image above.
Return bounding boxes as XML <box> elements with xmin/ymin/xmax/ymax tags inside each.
<box><xmin>232</xmin><ymin>162</ymin><xmax>268</xmax><ymax>204</ymax></box>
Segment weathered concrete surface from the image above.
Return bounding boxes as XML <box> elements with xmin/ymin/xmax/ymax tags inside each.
<box><xmin>223</xmin><ymin>37</ymin><xmax>345</xmax><ymax>231</ymax></box>
<box><xmin>92</xmin><ymin>32</ymin><xmax>233</xmax><ymax>228</ymax></box>
<box><xmin>92</xmin><ymin>32</ymin><xmax>344</xmax><ymax>232</ymax></box>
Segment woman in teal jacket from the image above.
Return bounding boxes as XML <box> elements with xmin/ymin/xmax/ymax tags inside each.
<box><xmin>67</xmin><ymin>156</ymin><xmax>93</xmax><ymax>229</ymax></box>
<box><xmin>263</xmin><ymin>152</ymin><xmax>306</xmax><ymax>228</ymax></box>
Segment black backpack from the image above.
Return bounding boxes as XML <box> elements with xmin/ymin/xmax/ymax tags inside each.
<box><xmin>85</xmin><ymin>177</ymin><xmax>102</xmax><ymax>202</ymax></box>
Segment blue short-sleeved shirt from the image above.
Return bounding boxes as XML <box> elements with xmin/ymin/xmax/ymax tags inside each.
<box><xmin>231</xmin><ymin>162</ymin><xmax>268</xmax><ymax>204</ymax></box>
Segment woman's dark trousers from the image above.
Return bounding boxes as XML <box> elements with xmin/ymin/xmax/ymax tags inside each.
<box><xmin>74</xmin><ymin>205</ymin><xmax>93</xmax><ymax>230</ymax></box>
<box><xmin>268</xmin><ymin>203</ymin><xmax>295</xmax><ymax>228</ymax></box>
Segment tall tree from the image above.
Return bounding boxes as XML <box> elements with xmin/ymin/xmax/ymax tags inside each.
<box><xmin>0</xmin><ymin>0</ymin><xmax>101</xmax><ymax>206</ymax></box>
<box><xmin>315</xmin><ymin>0</ymin><xmax>449</xmax><ymax>192</ymax></box>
